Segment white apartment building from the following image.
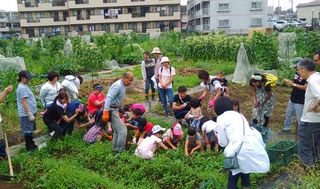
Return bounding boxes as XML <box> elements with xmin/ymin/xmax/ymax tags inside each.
<box><xmin>0</xmin><ymin>10</ymin><xmax>21</xmax><ymax>35</ymax></box>
<box><xmin>297</xmin><ymin>0</ymin><xmax>320</xmax><ymax>23</ymax></box>
<box><xmin>187</xmin><ymin>0</ymin><xmax>273</xmax><ymax>34</ymax></box>
<box><xmin>17</xmin><ymin>0</ymin><xmax>181</xmax><ymax>37</ymax></box>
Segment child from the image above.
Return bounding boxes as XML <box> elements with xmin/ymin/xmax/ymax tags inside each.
<box><xmin>232</xmin><ymin>99</ymin><xmax>240</xmax><ymax>112</ymax></box>
<box><xmin>16</xmin><ymin>71</ymin><xmax>38</xmax><ymax>151</ymax></box>
<box><xmin>83</xmin><ymin>111</ymin><xmax>111</xmax><ymax>143</ymax></box>
<box><xmin>185</xmin><ymin>98</ymin><xmax>203</xmax><ymax>131</ymax></box>
<box><xmin>162</xmin><ymin>122</ymin><xmax>184</xmax><ymax>150</ymax></box>
<box><xmin>184</xmin><ymin>127</ymin><xmax>204</xmax><ymax>156</ymax></box>
<box><xmin>199</xmin><ymin>117</ymin><xmax>218</xmax><ymax>152</ymax></box>
<box><xmin>125</xmin><ymin>108</ymin><xmax>147</xmax><ymax>144</ymax></box>
<box><xmin>216</xmin><ymin>71</ymin><xmax>229</xmax><ymax>97</ymax></box>
<box><xmin>135</xmin><ymin>125</ymin><xmax>168</xmax><ymax>159</ymax></box>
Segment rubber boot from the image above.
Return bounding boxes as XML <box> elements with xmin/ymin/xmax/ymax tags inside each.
<box><xmin>145</xmin><ymin>94</ymin><xmax>149</xmax><ymax>102</ymax></box>
<box><xmin>25</xmin><ymin>134</ymin><xmax>37</xmax><ymax>152</ymax></box>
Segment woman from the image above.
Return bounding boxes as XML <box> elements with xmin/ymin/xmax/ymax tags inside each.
<box><xmin>141</xmin><ymin>51</ymin><xmax>156</xmax><ymax>101</ymax></box>
<box><xmin>214</xmin><ymin>97</ymin><xmax>270</xmax><ymax>189</ymax></box>
<box><xmin>158</xmin><ymin>56</ymin><xmax>175</xmax><ymax>116</ymax></box>
<box><xmin>39</xmin><ymin>71</ymin><xmax>61</xmax><ymax>108</ymax></box>
<box><xmin>87</xmin><ymin>83</ymin><xmax>105</xmax><ymax>116</ymax></box>
<box><xmin>250</xmin><ymin>73</ymin><xmax>275</xmax><ymax>128</ymax></box>
<box><xmin>43</xmin><ymin>91</ymin><xmax>80</xmax><ymax>139</ymax></box>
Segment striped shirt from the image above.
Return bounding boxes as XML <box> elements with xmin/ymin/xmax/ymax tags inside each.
<box><xmin>83</xmin><ymin>125</ymin><xmax>103</xmax><ymax>143</ymax></box>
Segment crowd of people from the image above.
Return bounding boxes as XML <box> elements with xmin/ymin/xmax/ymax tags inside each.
<box><xmin>0</xmin><ymin>47</ymin><xmax>320</xmax><ymax>188</ymax></box>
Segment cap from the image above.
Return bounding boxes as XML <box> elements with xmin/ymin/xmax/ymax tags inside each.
<box><xmin>160</xmin><ymin>56</ymin><xmax>170</xmax><ymax>64</ymax></box>
<box><xmin>94</xmin><ymin>84</ymin><xmax>104</xmax><ymax>91</ymax></box>
<box><xmin>151</xmin><ymin>47</ymin><xmax>161</xmax><ymax>54</ymax></box>
<box><xmin>152</xmin><ymin>125</ymin><xmax>165</xmax><ymax>134</ymax></box>
<box><xmin>290</xmin><ymin>57</ymin><xmax>303</xmax><ymax>68</ymax></box>
<box><xmin>178</xmin><ymin>86</ymin><xmax>187</xmax><ymax>93</ymax></box>
<box><xmin>251</xmin><ymin>74</ymin><xmax>262</xmax><ymax>81</ymax></box>
<box><xmin>18</xmin><ymin>70</ymin><xmax>34</xmax><ymax>80</ymax></box>
<box><xmin>172</xmin><ymin>123</ymin><xmax>183</xmax><ymax>136</ymax></box>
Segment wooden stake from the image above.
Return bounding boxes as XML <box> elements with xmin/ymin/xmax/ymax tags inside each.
<box><xmin>4</xmin><ymin>131</ymin><xmax>14</xmax><ymax>177</ymax></box>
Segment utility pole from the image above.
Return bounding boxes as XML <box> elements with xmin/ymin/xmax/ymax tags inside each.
<box><xmin>289</xmin><ymin>0</ymin><xmax>294</xmax><ymax>21</ymax></box>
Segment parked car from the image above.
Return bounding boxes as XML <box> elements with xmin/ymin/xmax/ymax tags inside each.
<box><xmin>273</xmin><ymin>20</ymin><xmax>288</xmax><ymax>31</ymax></box>
<box><xmin>288</xmin><ymin>20</ymin><xmax>304</xmax><ymax>28</ymax></box>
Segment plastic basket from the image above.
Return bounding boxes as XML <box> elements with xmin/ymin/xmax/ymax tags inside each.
<box><xmin>253</xmin><ymin>125</ymin><xmax>270</xmax><ymax>143</ymax></box>
<box><xmin>267</xmin><ymin>141</ymin><xmax>298</xmax><ymax>165</ymax></box>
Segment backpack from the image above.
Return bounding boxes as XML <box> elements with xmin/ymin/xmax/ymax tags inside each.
<box><xmin>264</xmin><ymin>73</ymin><xmax>278</xmax><ymax>87</ymax></box>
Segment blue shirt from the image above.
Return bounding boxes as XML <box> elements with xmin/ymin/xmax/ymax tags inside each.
<box><xmin>16</xmin><ymin>83</ymin><xmax>38</xmax><ymax>117</ymax></box>
<box><xmin>104</xmin><ymin>79</ymin><xmax>126</xmax><ymax>110</ymax></box>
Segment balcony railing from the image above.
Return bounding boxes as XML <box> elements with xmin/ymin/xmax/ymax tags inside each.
<box><xmin>26</xmin><ymin>17</ymin><xmax>40</xmax><ymax>23</ymax></box>
<box><xmin>77</xmin><ymin>15</ymin><xmax>90</xmax><ymax>20</ymax></box>
<box><xmin>103</xmin><ymin>0</ymin><xmax>117</xmax><ymax>3</ymax></box>
<box><xmin>52</xmin><ymin>0</ymin><xmax>66</xmax><ymax>6</ymax></box>
<box><xmin>75</xmin><ymin>0</ymin><xmax>89</xmax><ymax>4</ymax></box>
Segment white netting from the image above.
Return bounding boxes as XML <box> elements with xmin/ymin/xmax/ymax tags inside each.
<box><xmin>81</xmin><ymin>35</ymin><xmax>91</xmax><ymax>44</ymax></box>
<box><xmin>278</xmin><ymin>33</ymin><xmax>296</xmax><ymax>60</ymax></box>
<box><xmin>64</xmin><ymin>39</ymin><xmax>73</xmax><ymax>56</ymax></box>
<box><xmin>232</xmin><ymin>43</ymin><xmax>251</xmax><ymax>84</ymax></box>
<box><xmin>104</xmin><ymin>59</ymin><xmax>120</xmax><ymax>69</ymax></box>
<box><xmin>0</xmin><ymin>57</ymin><xmax>26</xmax><ymax>72</ymax></box>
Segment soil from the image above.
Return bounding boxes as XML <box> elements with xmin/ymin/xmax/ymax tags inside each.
<box><xmin>0</xmin><ymin>180</ymin><xmax>24</xmax><ymax>189</ymax></box>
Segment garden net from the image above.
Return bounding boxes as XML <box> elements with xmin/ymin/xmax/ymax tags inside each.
<box><xmin>278</xmin><ymin>33</ymin><xmax>296</xmax><ymax>60</ymax></box>
<box><xmin>104</xmin><ymin>59</ymin><xmax>120</xmax><ymax>69</ymax></box>
<box><xmin>0</xmin><ymin>57</ymin><xmax>26</xmax><ymax>72</ymax></box>
<box><xmin>232</xmin><ymin>43</ymin><xmax>251</xmax><ymax>84</ymax></box>
<box><xmin>64</xmin><ymin>39</ymin><xmax>73</xmax><ymax>56</ymax></box>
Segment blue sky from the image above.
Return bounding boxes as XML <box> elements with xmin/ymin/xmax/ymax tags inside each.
<box><xmin>0</xmin><ymin>0</ymin><xmax>315</xmax><ymax>11</ymax></box>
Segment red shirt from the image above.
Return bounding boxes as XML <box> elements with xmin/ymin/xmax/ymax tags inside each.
<box><xmin>87</xmin><ymin>92</ymin><xmax>105</xmax><ymax>115</ymax></box>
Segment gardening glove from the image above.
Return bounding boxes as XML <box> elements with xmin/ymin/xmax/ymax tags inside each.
<box><xmin>108</xmin><ymin>125</ymin><xmax>112</xmax><ymax>133</ymax></box>
<box><xmin>102</xmin><ymin>110</ymin><xmax>109</xmax><ymax>122</ymax></box>
<box><xmin>132</xmin><ymin>137</ymin><xmax>137</xmax><ymax>144</ymax></box>
<box><xmin>28</xmin><ymin>112</ymin><xmax>35</xmax><ymax>122</ymax></box>
<box><xmin>198</xmin><ymin>95</ymin><xmax>205</xmax><ymax>101</ymax></box>
<box><xmin>208</xmin><ymin>99</ymin><xmax>216</xmax><ymax>108</ymax></box>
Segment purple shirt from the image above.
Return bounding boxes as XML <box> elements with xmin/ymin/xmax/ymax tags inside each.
<box><xmin>83</xmin><ymin>125</ymin><xmax>103</xmax><ymax>143</ymax></box>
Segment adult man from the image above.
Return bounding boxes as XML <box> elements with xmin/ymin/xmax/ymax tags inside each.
<box><xmin>197</xmin><ymin>70</ymin><xmax>222</xmax><ymax>108</ymax></box>
<box><xmin>172</xmin><ymin>86</ymin><xmax>191</xmax><ymax>120</ymax></box>
<box><xmin>297</xmin><ymin>58</ymin><xmax>320</xmax><ymax>166</ymax></box>
<box><xmin>103</xmin><ymin>72</ymin><xmax>134</xmax><ymax>153</ymax></box>
<box><xmin>282</xmin><ymin>57</ymin><xmax>307</xmax><ymax>133</ymax></box>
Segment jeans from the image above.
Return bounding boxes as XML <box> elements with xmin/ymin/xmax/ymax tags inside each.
<box><xmin>174</xmin><ymin>108</ymin><xmax>190</xmax><ymax>119</ymax></box>
<box><xmin>0</xmin><ymin>140</ymin><xmax>6</xmax><ymax>158</ymax></box>
<box><xmin>44</xmin><ymin>120</ymin><xmax>63</xmax><ymax>139</ymax></box>
<box><xmin>227</xmin><ymin>171</ymin><xmax>251</xmax><ymax>189</ymax></box>
<box><xmin>283</xmin><ymin>100</ymin><xmax>304</xmax><ymax>131</ymax></box>
<box><xmin>298</xmin><ymin>121</ymin><xmax>320</xmax><ymax>166</ymax></box>
<box><xmin>111</xmin><ymin>110</ymin><xmax>128</xmax><ymax>152</ymax></box>
<box><xmin>144</xmin><ymin>77</ymin><xmax>155</xmax><ymax>94</ymax></box>
<box><xmin>158</xmin><ymin>88</ymin><xmax>174</xmax><ymax>114</ymax></box>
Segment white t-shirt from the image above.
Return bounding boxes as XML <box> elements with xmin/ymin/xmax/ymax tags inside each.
<box><xmin>39</xmin><ymin>82</ymin><xmax>62</xmax><ymax>106</ymax></box>
<box><xmin>158</xmin><ymin>66</ymin><xmax>176</xmax><ymax>89</ymax></box>
<box><xmin>202</xmin><ymin>120</ymin><xmax>217</xmax><ymax>133</ymax></box>
<box><xmin>162</xmin><ymin>129</ymin><xmax>173</xmax><ymax>141</ymax></box>
<box><xmin>136</xmin><ymin>135</ymin><xmax>161</xmax><ymax>154</ymax></box>
<box><xmin>301</xmin><ymin>72</ymin><xmax>320</xmax><ymax>123</ymax></box>
<box><xmin>200</xmin><ymin>76</ymin><xmax>221</xmax><ymax>95</ymax></box>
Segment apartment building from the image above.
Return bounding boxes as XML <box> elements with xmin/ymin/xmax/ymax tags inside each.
<box><xmin>181</xmin><ymin>5</ymin><xmax>188</xmax><ymax>30</ymax></box>
<box><xmin>297</xmin><ymin>0</ymin><xmax>320</xmax><ymax>23</ymax></box>
<box><xmin>187</xmin><ymin>0</ymin><xmax>273</xmax><ymax>34</ymax></box>
<box><xmin>0</xmin><ymin>10</ymin><xmax>21</xmax><ymax>35</ymax></box>
<box><xmin>17</xmin><ymin>0</ymin><xmax>181</xmax><ymax>37</ymax></box>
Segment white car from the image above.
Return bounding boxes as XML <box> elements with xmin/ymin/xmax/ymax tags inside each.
<box><xmin>273</xmin><ymin>20</ymin><xmax>288</xmax><ymax>31</ymax></box>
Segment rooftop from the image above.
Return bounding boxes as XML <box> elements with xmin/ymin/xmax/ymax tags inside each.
<box><xmin>297</xmin><ymin>0</ymin><xmax>320</xmax><ymax>8</ymax></box>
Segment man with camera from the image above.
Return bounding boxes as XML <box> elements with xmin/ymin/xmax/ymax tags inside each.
<box><xmin>172</xmin><ymin>86</ymin><xmax>192</xmax><ymax>121</ymax></box>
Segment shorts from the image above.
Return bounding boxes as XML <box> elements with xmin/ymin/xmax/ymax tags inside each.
<box><xmin>135</xmin><ymin>149</ymin><xmax>154</xmax><ymax>159</ymax></box>
<box><xmin>205</xmin><ymin>130</ymin><xmax>215</xmax><ymax>144</ymax></box>
<box><xmin>19</xmin><ymin>116</ymin><xmax>36</xmax><ymax>134</ymax></box>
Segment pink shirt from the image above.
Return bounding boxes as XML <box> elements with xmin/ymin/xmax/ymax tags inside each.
<box><xmin>87</xmin><ymin>92</ymin><xmax>106</xmax><ymax>115</ymax></box>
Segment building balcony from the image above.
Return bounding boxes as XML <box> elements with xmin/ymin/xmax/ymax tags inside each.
<box><xmin>20</xmin><ymin>17</ymin><xmax>70</xmax><ymax>27</ymax></box>
<box><xmin>69</xmin><ymin>12</ymin><xmax>179</xmax><ymax>24</ymax></box>
<box><xmin>18</xmin><ymin>2</ymin><xmax>68</xmax><ymax>12</ymax></box>
<box><xmin>0</xmin><ymin>27</ymin><xmax>10</xmax><ymax>32</ymax></box>
<box><xmin>68</xmin><ymin>0</ymin><xmax>179</xmax><ymax>8</ymax></box>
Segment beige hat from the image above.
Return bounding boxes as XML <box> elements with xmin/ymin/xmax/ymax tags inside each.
<box><xmin>151</xmin><ymin>47</ymin><xmax>161</xmax><ymax>54</ymax></box>
<box><xmin>160</xmin><ymin>56</ymin><xmax>170</xmax><ymax>64</ymax></box>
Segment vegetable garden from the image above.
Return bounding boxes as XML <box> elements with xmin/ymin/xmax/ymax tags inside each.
<box><xmin>0</xmin><ymin>29</ymin><xmax>320</xmax><ymax>188</ymax></box>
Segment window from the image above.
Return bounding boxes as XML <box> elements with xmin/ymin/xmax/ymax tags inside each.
<box><xmin>88</xmin><ymin>24</ymin><xmax>96</xmax><ymax>31</ymax></box>
<box><xmin>103</xmin><ymin>0</ymin><xmax>116</xmax><ymax>3</ymax></box>
<box><xmin>196</xmin><ymin>18</ymin><xmax>200</xmax><ymax>25</ymax></box>
<box><xmin>251</xmin><ymin>18</ymin><xmax>262</xmax><ymax>26</ymax></box>
<box><xmin>195</xmin><ymin>4</ymin><xmax>200</xmax><ymax>12</ymax></box>
<box><xmin>251</xmin><ymin>2</ymin><xmax>262</xmax><ymax>10</ymax></box>
<box><xmin>218</xmin><ymin>3</ymin><xmax>229</xmax><ymax>11</ymax></box>
<box><xmin>218</xmin><ymin>19</ymin><xmax>229</xmax><ymax>27</ymax></box>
